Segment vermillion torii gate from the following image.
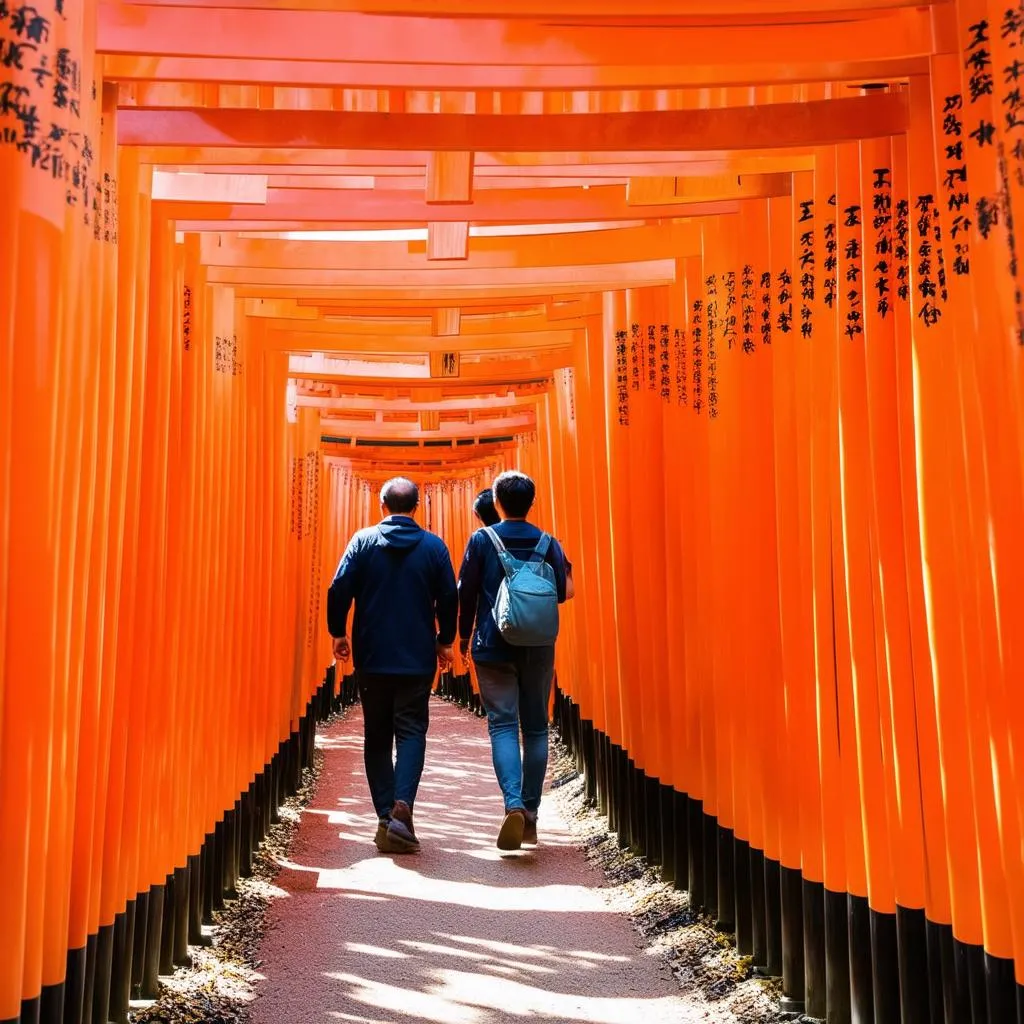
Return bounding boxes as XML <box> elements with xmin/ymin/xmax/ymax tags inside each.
<box><xmin>2</xmin><ymin>3</ymin><xmax>1024</xmax><ymax>1024</ymax></box>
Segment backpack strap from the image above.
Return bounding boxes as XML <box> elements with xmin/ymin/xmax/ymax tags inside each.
<box><xmin>528</xmin><ymin>533</ymin><xmax>552</xmax><ymax>563</ymax></box>
<box><xmin>483</xmin><ymin>526</ymin><xmax>519</xmax><ymax>580</ymax></box>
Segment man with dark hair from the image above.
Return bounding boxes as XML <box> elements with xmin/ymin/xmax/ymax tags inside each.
<box><xmin>458</xmin><ymin>470</ymin><xmax>569</xmax><ymax>851</ymax></box>
<box><xmin>327</xmin><ymin>476</ymin><xmax>458</xmax><ymax>854</ymax></box>
<box><xmin>472</xmin><ymin>487</ymin><xmax>501</xmax><ymax>528</ymax></box>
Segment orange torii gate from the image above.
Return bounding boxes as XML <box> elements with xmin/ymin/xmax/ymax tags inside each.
<box><xmin>3</xmin><ymin>2</ymin><xmax>1024</xmax><ymax>1024</ymax></box>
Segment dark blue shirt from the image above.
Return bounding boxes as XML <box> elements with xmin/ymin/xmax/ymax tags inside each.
<box><xmin>457</xmin><ymin>521</ymin><xmax>568</xmax><ymax>663</ymax></box>
<box><xmin>327</xmin><ymin>516</ymin><xmax>458</xmax><ymax>676</ymax></box>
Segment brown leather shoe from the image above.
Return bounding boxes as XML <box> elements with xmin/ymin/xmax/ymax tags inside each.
<box><xmin>497</xmin><ymin>808</ymin><xmax>526</xmax><ymax>851</ymax></box>
<box><xmin>523</xmin><ymin>813</ymin><xmax>538</xmax><ymax>846</ymax></box>
<box><xmin>391</xmin><ymin>800</ymin><xmax>416</xmax><ymax>839</ymax></box>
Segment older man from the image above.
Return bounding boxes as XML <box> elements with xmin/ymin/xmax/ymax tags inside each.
<box><xmin>327</xmin><ymin>477</ymin><xmax>458</xmax><ymax>853</ymax></box>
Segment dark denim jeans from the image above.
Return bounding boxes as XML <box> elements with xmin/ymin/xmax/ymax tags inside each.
<box><xmin>475</xmin><ymin>646</ymin><xmax>555</xmax><ymax>814</ymax></box>
<box><xmin>357</xmin><ymin>673</ymin><xmax>434</xmax><ymax>819</ymax></box>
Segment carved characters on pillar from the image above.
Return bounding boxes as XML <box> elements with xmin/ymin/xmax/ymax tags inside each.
<box><xmin>798</xmin><ymin>200</ymin><xmax>816</xmax><ymax>340</ymax></box>
<box><xmin>741</xmin><ymin>264</ymin><xmax>757</xmax><ymax>353</ymax></box>
<box><xmin>706</xmin><ymin>274</ymin><xmax>720</xmax><ymax>419</ymax></box>
<box><xmin>914</xmin><ymin>196</ymin><xmax>942</xmax><ymax>328</ymax></box>
<box><xmin>872</xmin><ymin>167</ymin><xmax>895</xmax><ymax>319</ymax></box>
<box><xmin>614</xmin><ymin>327</ymin><xmax>629</xmax><ymax>426</ymax></box>
<box><xmin>182</xmin><ymin>286</ymin><xmax>192</xmax><ymax>352</ymax></box>
<box><xmin>691</xmin><ymin>299</ymin><xmax>705</xmax><ymax>416</ymax></box>
<box><xmin>843</xmin><ymin>200</ymin><xmax>864</xmax><ymax>340</ymax></box>
<box><xmin>674</xmin><ymin>324</ymin><xmax>688</xmax><ymax>407</ymax></box>
<box><xmin>214</xmin><ymin>334</ymin><xmax>242</xmax><ymax>375</ymax></box>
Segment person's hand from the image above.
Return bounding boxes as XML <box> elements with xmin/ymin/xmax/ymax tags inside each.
<box><xmin>333</xmin><ymin>636</ymin><xmax>350</xmax><ymax>662</ymax></box>
<box><xmin>459</xmin><ymin>637</ymin><xmax>471</xmax><ymax>659</ymax></box>
<box><xmin>436</xmin><ymin>643</ymin><xmax>454</xmax><ymax>670</ymax></box>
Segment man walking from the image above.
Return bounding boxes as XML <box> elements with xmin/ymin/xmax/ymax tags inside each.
<box><xmin>458</xmin><ymin>471</ymin><xmax>569</xmax><ymax>851</ymax></box>
<box><xmin>327</xmin><ymin>477</ymin><xmax>458</xmax><ymax>854</ymax></box>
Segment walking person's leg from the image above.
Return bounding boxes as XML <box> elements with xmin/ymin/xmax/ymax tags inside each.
<box><xmin>388</xmin><ymin>673</ymin><xmax>435</xmax><ymax>846</ymax></box>
<box><xmin>518</xmin><ymin>647</ymin><xmax>556</xmax><ymax>844</ymax></box>
<box><xmin>357</xmin><ymin>675</ymin><xmax>398</xmax><ymax>844</ymax></box>
<box><xmin>475</xmin><ymin>660</ymin><xmax>528</xmax><ymax>850</ymax></box>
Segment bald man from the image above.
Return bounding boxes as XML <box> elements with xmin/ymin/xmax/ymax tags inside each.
<box><xmin>327</xmin><ymin>477</ymin><xmax>458</xmax><ymax>854</ymax></box>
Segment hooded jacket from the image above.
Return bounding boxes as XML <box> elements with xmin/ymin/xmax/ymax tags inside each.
<box><xmin>327</xmin><ymin>516</ymin><xmax>458</xmax><ymax>676</ymax></box>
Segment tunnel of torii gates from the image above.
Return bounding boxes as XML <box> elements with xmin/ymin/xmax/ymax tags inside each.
<box><xmin>6</xmin><ymin>1</ymin><xmax>1024</xmax><ymax>1023</ymax></box>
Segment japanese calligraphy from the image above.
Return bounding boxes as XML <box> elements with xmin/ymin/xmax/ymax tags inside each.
<box><xmin>871</xmin><ymin>168</ymin><xmax>894</xmax><ymax>318</ymax></box>
<box><xmin>691</xmin><ymin>299</ymin><xmax>704</xmax><ymax>415</ymax></box>
<box><xmin>760</xmin><ymin>270</ymin><xmax>772</xmax><ymax>345</ymax></box>
<box><xmin>777</xmin><ymin>268</ymin><xmax>794</xmax><ymax>336</ymax></box>
<box><xmin>647</xmin><ymin>323</ymin><xmax>657</xmax><ymax>391</ymax></box>
<box><xmin>615</xmin><ymin>329</ymin><xmax>629</xmax><ymax>426</ymax></box>
<box><xmin>741</xmin><ymin>263</ymin><xmax>757</xmax><ymax>352</ymax></box>
<box><xmin>183</xmin><ymin>286</ymin><xmax>192</xmax><ymax>352</ymax></box>
<box><xmin>798</xmin><ymin>200</ymin><xmax>815</xmax><ymax>339</ymax></box>
<box><xmin>630</xmin><ymin>322</ymin><xmax>641</xmax><ymax>393</ymax></box>
<box><xmin>940</xmin><ymin>94</ymin><xmax>972</xmax><ymax>276</ymax></box>
<box><xmin>914</xmin><ymin>195</ymin><xmax>942</xmax><ymax>327</ymax></box>
<box><xmin>674</xmin><ymin>326</ymin><xmax>688</xmax><ymax>406</ymax></box>
<box><xmin>895</xmin><ymin>198</ymin><xmax>910</xmax><ymax>302</ymax></box>
<box><xmin>824</xmin><ymin>200</ymin><xmax>839</xmax><ymax>309</ymax></box>
<box><xmin>723</xmin><ymin>270</ymin><xmax>737</xmax><ymax>350</ymax></box>
<box><xmin>842</xmin><ymin>200</ymin><xmax>864</xmax><ymax>339</ymax></box>
<box><xmin>659</xmin><ymin>323</ymin><xmax>671</xmax><ymax>401</ymax></box>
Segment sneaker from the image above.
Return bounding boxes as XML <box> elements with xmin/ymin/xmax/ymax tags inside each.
<box><xmin>523</xmin><ymin>812</ymin><xmax>538</xmax><ymax>846</ymax></box>
<box><xmin>497</xmin><ymin>808</ymin><xmax>526</xmax><ymax>851</ymax></box>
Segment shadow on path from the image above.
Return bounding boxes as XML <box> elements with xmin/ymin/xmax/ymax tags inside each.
<box><xmin>252</xmin><ymin>699</ymin><xmax>698</xmax><ymax>1024</ymax></box>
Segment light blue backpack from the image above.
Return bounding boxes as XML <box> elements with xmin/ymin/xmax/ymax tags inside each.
<box><xmin>483</xmin><ymin>527</ymin><xmax>560</xmax><ymax>646</ymax></box>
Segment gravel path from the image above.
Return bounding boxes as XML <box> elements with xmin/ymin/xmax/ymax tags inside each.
<box><xmin>251</xmin><ymin>697</ymin><xmax>713</xmax><ymax>1024</ymax></box>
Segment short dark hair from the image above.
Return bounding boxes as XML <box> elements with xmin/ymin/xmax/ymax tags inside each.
<box><xmin>492</xmin><ymin>471</ymin><xmax>535</xmax><ymax>519</ymax></box>
<box><xmin>380</xmin><ymin>477</ymin><xmax>418</xmax><ymax>515</ymax></box>
<box><xmin>473</xmin><ymin>488</ymin><xmax>500</xmax><ymax>527</ymax></box>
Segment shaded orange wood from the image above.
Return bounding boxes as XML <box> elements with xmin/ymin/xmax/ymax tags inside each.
<box><xmin>119</xmin><ymin>96</ymin><xmax>907</xmax><ymax>151</ymax></box>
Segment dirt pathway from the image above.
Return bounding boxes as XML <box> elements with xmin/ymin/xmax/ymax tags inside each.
<box><xmin>251</xmin><ymin>697</ymin><xmax>706</xmax><ymax>1024</ymax></box>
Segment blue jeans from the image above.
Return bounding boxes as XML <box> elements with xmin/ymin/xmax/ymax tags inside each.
<box><xmin>475</xmin><ymin>647</ymin><xmax>555</xmax><ymax>814</ymax></box>
<box><xmin>357</xmin><ymin>673</ymin><xmax>433</xmax><ymax>819</ymax></box>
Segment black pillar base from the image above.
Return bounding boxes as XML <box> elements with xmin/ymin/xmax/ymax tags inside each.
<box><xmin>187</xmin><ymin>854</ymin><xmax>208</xmax><ymax>946</ymax></box>
<box><xmin>824</xmin><ymin>887</ymin><xmax>851</xmax><ymax>1024</ymax></box>
<box><xmin>702</xmin><ymin>814</ymin><xmax>718</xmax><ymax>917</ymax></box>
<box><xmin>715</xmin><ymin>828</ymin><xmax>735</xmax><ymax>932</ymax></box>
<box><xmin>803</xmin><ymin>879</ymin><xmax>827</xmax><ymax>1021</ymax></box>
<box><xmin>733</xmin><ymin>838</ymin><xmax>753</xmax><ymax>955</ymax></box>
<box><xmin>764</xmin><ymin>857</ymin><xmax>783</xmax><ymax>978</ymax></box>
<box><xmin>38</xmin><ymin>982</ymin><xmax>64</xmax><ymax>1024</ymax></box>
<box><xmin>131</xmin><ymin>891</ymin><xmax>149</xmax><ymax>1000</ymax></box>
<box><xmin>159</xmin><ymin>874</ymin><xmax>176</xmax><ymax>977</ymax></box>
<box><xmin>780</xmin><ymin>865</ymin><xmax>805</xmax><ymax>1009</ymax></box>
<box><xmin>63</xmin><ymin>944</ymin><xmax>87</xmax><ymax>1024</ymax></box>
<box><xmin>172</xmin><ymin>865</ymin><xmax>191</xmax><ymax>967</ymax></box>
<box><xmin>141</xmin><ymin>883</ymin><xmax>165</xmax><ymax>999</ymax></box>
<box><xmin>871</xmin><ymin>907</ymin><xmax>900</xmax><ymax>1024</ymax></box>
<box><xmin>659</xmin><ymin>784</ymin><xmax>676</xmax><ymax>884</ymax></box>
<box><xmin>750</xmin><ymin>847</ymin><xmax>768</xmax><ymax>969</ymax></box>
<box><xmin>964</xmin><ymin>941</ymin><xmax>988</xmax><ymax>1024</ymax></box>
<box><xmin>672</xmin><ymin>791</ymin><xmax>689</xmax><ymax>892</ymax></box>
<box><xmin>110</xmin><ymin>903</ymin><xmax>134</xmax><ymax>1023</ymax></box>
<box><xmin>91</xmin><ymin>923</ymin><xmax>113</xmax><ymax>1024</ymax></box>
<box><xmin>19</xmin><ymin>996</ymin><xmax>40</xmax><ymax>1024</ymax></box>
<box><xmin>687</xmin><ymin>798</ymin><xmax>705</xmax><ymax>911</ymax></box>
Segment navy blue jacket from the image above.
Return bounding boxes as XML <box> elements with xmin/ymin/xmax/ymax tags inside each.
<box><xmin>327</xmin><ymin>516</ymin><xmax>458</xmax><ymax>676</ymax></box>
<box><xmin>457</xmin><ymin>521</ymin><xmax>568</xmax><ymax>664</ymax></box>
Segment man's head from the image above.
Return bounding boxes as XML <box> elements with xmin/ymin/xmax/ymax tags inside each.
<box><xmin>492</xmin><ymin>470</ymin><xmax>536</xmax><ymax>521</ymax></box>
<box><xmin>380</xmin><ymin>477</ymin><xmax>419</xmax><ymax>516</ymax></box>
<box><xmin>473</xmin><ymin>488</ymin><xmax>500</xmax><ymax>527</ymax></box>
